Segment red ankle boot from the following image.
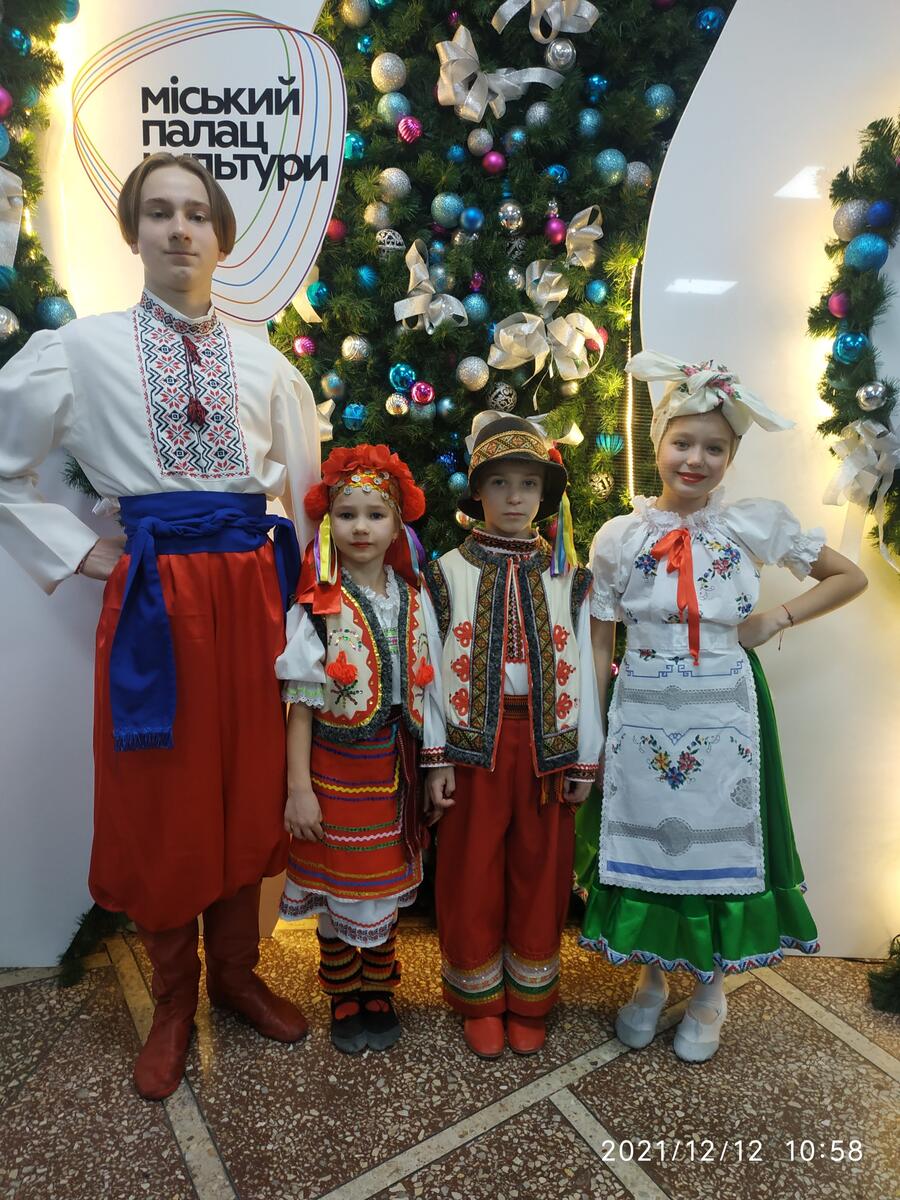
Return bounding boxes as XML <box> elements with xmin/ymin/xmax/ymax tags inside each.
<box><xmin>507</xmin><ymin>1012</ymin><xmax>546</xmax><ymax>1055</ymax></box>
<box><xmin>203</xmin><ymin>884</ymin><xmax>307</xmax><ymax>1042</ymax></box>
<box><xmin>133</xmin><ymin>920</ymin><xmax>201</xmax><ymax>1101</ymax></box>
<box><xmin>463</xmin><ymin>1015</ymin><xmax>505</xmax><ymax>1058</ymax></box>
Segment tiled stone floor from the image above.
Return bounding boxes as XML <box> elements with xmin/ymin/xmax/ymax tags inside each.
<box><xmin>1</xmin><ymin>924</ymin><xmax>897</xmax><ymax>1200</ymax></box>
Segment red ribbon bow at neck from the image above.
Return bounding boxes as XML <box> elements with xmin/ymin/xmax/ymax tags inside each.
<box><xmin>650</xmin><ymin>527</ymin><xmax>700</xmax><ymax>665</ymax></box>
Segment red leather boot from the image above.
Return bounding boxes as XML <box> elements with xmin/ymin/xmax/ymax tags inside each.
<box><xmin>203</xmin><ymin>883</ymin><xmax>308</xmax><ymax>1042</ymax></box>
<box><xmin>133</xmin><ymin>920</ymin><xmax>201</xmax><ymax>1101</ymax></box>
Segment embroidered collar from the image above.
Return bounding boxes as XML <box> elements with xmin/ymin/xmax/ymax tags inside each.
<box><xmin>138</xmin><ymin>289</ymin><xmax>219</xmax><ymax>338</ymax></box>
<box><xmin>464</xmin><ymin>527</ymin><xmax>550</xmax><ymax>569</ymax></box>
<box><xmin>632</xmin><ymin>489</ymin><xmax>729</xmax><ymax>536</ymax></box>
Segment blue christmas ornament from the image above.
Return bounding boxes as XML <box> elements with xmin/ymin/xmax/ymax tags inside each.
<box><xmin>0</xmin><ymin>266</ymin><xmax>17</xmax><ymax>291</ymax></box>
<box><xmin>371</xmin><ymin>0</ymin><xmax>394</xmax><ymax>8</ymax></box>
<box><xmin>307</xmin><ymin>280</ymin><xmax>331</xmax><ymax>310</ymax></box>
<box><xmin>430</xmin><ymin>239</ymin><xmax>447</xmax><ymax>261</ymax></box>
<box><xmin>344</xmin><ymin>130</ymin><xmax>366</xmax><ymax>161</ymax></box>
<box><xmin>431</xmin><ymin>192</ymin><xmax>464</xmax><ymax>227</ymax></box>
<box><xmin>60</xmin><ymin>0</ymin><xmax>81</xmax><ymax>20</ymax></box>
<box><xmin>502</xmin><ymin>126</ymin><xmax>527</xmax><ymax>155</ymax></box>
<box><xmin>593</xmin><ymin>148</ymin><xmax>627</xmax><ymax>185</ymax></box>
<box><xmin>486</xmin><ymin>321</ymin><xmax>497</xmax><ymax>343</ymax></box>
<box><xmin>357</xmin><ymin>34</ymin><xmax>374</xmax><ymax>54</ymax></box>
<box><xmin>832</xmin><ymin>331</ymin><xmax>869</xmax><ymax>365</ymax></box>
<box><xmin>448</xmin><ymin>471</ymin><xmax>468</xmax><ymax>495</ymax></box>
<box><xmin>429</xmin><ymin>549</ymin><xmax>440</xmax><ymax>560</ymax></box>
<box><xmin>577</xmin><ymin>108</ymin><xmax>603</xmax><ymax>141</ymax></box>
<box><xmin>356</xmin><ymin>265</ymin><xmax>379</xmax><ymax>293</ymax></box>
<box><xmin>21</xmin><ymin>85</ymin><xmax>40</xmax><ymax>108</ymax></box>
<box><xmin>6</xmin><ymin>28</ymin><xmax>32</xmax><ymax>56</ymax></box>
<box><xmin>389</xmin><ymin>361</ymin><xmax>417</xmax><ymax>391</ymax></box>
<box><xmin>644</xmin><ymin>83</ymin><xmax>676</xmax><ymax>122</ymax></box>
<box><xmin>464</xmin><ymin>293</ymin><xmax>490</xmax><ymax>325</ymax></box>
<box><xmin>321</xmin><ymin>371</ymin><xmax>346</xmax><ymax>399</ymax></box>
<box><xmin>694</xmin><ymin>6</ymin><xmax>726</xmax><ymax>37</ymax></box>
<box><xmin>409</xmin><ymin>401</ymin><xmax>435</xmax><ymax>423</ymax></box>
<box><xmin>446</xmin><ymin>144</ymin><xmax>467</xmax><ymax>164</ymax></box>
<box><xmin>584</xmin><ymin>74</ymin><xmax>609</xmax><ymax>102</ymax></box>
<box><xmin>35</xmin><ymin>295</ymin><xmax>77</xmax><ymax>329</ymax></box>
<box><xmin>436</xmin><ymin>451</ymin><xmax>458</xmax><ymax>472</ymax></box>
<box><xmin>376</xmin><ymin>91</ymin><xmax>410</xmax><ymax>126</ymax></box>
<box><xmin>0</xmin><ymin>126</ymin><xmax>9</xmax><ymax>160</ymax></box>
<box><xmin>866</xmin><ymin>200</ymin><xmax>895</xmax><ymax>229</ymax></box>
<box><xmin>460</xmin><ymin>206</ymin><xmax>485</xmax><ymax>233</ymax></box>
<box><xmin>436</xmin><ymin>396</ymin><xmax>456</xmax><ymax>420</ymax></box>
<box><xmin>596</xmin><ymin>432</ymin><xmax>624</xmax><ymax>454</ymax></box>
<box><xmin>342</xmin><ymin>402</ymin><xmax>367</xmax><ymax>431</ymax></box>
<box><xmin>429</xmin><ymin>264</ymin><xmax>452</xmax><ymax>291</ymax></box>
<box><xmin>844</xmin><ymin>233</ymin><xmax>889</xmax><ymax>272</ymax></box>
<box><xmin>545</xmin><ymin>164</ymin><xmax>570</xmax><ymax>186</ymax></box>
<box><xmin>585</xmin><ymin>279</ymin><xmax>609</xmax><ymax>304</ymax></box>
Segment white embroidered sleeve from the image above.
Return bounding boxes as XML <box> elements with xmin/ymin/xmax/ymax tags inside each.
<box><xmin>588</xmin><ymin>517</ymin><xmax>627</xmax><ymax>620</ymax></box>
<box><xmin>727</xmin><ymin>498</ymin><xmax>826</xmax><ymax>580</ymax></box>
<box><xmin>270</xmin><ymin>358</ymin><xmax>323</xmax><ymax>552</ymax></box>
<box><xmin>275</xmin><ymin>603</ymin><xmax>326</xmax><ymax>707</ymax></box>
<box><xmin>419</xmin><ymin>585</ymin><xmax>450</xmax><ymax>768</ymax></box>
<box><xmin>0</xmin><ymin>330</ymin><xmax>100</xmax><ymax>592</ymax></box>
<box><xmin>567</xmin><ymin>596</ymin><xmax>604</xmax><ymax>781</ymax></box>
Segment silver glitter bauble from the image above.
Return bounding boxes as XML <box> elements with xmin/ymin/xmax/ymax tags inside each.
<box><xmin>507</xmin><ymin>236</ymin><xmax>527</xmax><ymax>260</ymax></box>
<box><xmin>833</xmin><ymin>198</ymin><xmax>869</xmax><ymax>243</ymax></box>
<box><xmin>544</xmin><ymin>37</ymin><xmax>576</xmax><ymax>72</ymax></box>
<box><xmin>378</xmin><ymin>167</ymin><xmax>411</xmax><ymax>201</ymax></box>
<box><xmin>623</xmin><ymin>161</ymin><xmax>653</xmax><ymax>193</ymax></box>
<box><xmin>452</xmin><ymin>229</ymin><xmax>477</xmax><ymax>247</ymax></box>
<box><xmin>409</xmin><ymin>401</ymin><xmax>436</xmax><ymax>423</ymax></box>
<box><xmin>371</xmin><ymin>52</ymin><xmax>407</xmax><ymax>93</ymax></box>
<box><xmin>0</xmin><ymin>304</ymin><xmax>19</xmax><ymax>342</ymax></box>
<box><xmin>560</xmin><ymin>380</ymin><xmax>580</xmax><ymax>397</ymax></box>
<box><xmin>376</xmin><ymin>92</ymin><xmax>411</xmax><ymax>128</ymax></box>
<box><xmin>525</xmin><ymin>101</ymin><xmax>553</xmax><ymax>129</ymax></box>
<box><xmin>341</xmin><ymin>335</ymin><xmax>372</xmax><ymax>362</ymax></box>
<box><xmin>505</xmin><ymin>266</ymin><xmax>525</xmax><ymax>289</ymax></box>
<box><xmin>497</xmin><ymin>199</ymin><xmax>524</xmax><ymax>233</ymax></box>
<box><xmin>385</xmin><ymin>392</ymin><xmax>409</xmax><ymax>416</ymax></box>
<box><xmin>375</xmin><ymin>228</ymin><xmax>405</xmax><ymax>257</ymax></box>
<box><xmin>856</xmin><ymin>381</ymin><xmax>887</xmax><ymax>411</ymax></box>
<box><xmin>591</xmin><ymin>470</ymin><xmax>615</xmax><ymax>499</ymax></box>
<box><xmin>456</xmin><ymin>356</ymin><xmax>490</xmax><ymax>391</ymax></box>
<box><xmin>467</xmin><ymin>127</ymin><xmax>493</xmax><ymax>156</ymax></box>
<box><xmin>339</xmin><ymin>0</ymin><xmax>370</xmax><ymax>27</ymax></box>
<box><xmin>488</xmin><ymin>382</ymin><xmax>517</xmax><ymax>412</ymax></box>
<box><xmin>364</xmin><ymin>201</ymin><xmax>392</xmax><ymax>229</ymax></box>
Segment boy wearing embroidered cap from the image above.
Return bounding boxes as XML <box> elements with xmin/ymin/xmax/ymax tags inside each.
<box><xmin>422</xmin><ymin>414</ymin><xmax>602</xmax><ymax>1058</ymax></box>
<box><xmin>579</xmin><ymin>350</ymin><xmax>866</xmax><ymax>1062</ymax></box>
<box><xmin>277</xmin><ymin>444</ymin><xmax>440</xmax><ymax>1053</ymax></box>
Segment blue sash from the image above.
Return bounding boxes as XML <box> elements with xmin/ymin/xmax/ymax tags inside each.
<box><xmin>110</xmin><ymin>492</ymin><xmax>300</xmax><ymax>752</ymax></box>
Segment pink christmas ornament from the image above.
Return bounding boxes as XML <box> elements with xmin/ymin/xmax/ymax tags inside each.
<box><xmin>398</xmin><ymin>116</ymin><xmax>423</xmax><ymax>144</ymax></box>
<box><xmin>470</xmin><ymin>271</ymin><xmax>485</xmax><ymax>292</ymax></box>
<box><xmin>544</xmin><ymin>216</ymin><xmax>567</xmax><ymax>245</ymax></box>
<box><xmin>448</xmin><ymin>9</ymin><xmax>461</xmax><ymax>29</ymax></box>
<box><xmin>597</xmin><ymin>326</ymin><xmax>609</xmax><ymax>345</ymax></box>
<box><xmin>326</xmin><ymin>218</ymin><xmax>348</xmax><ymax>242</ymax></box>
<box><xmin>482</xmin><ymin>150</ymin><xmax>506</xmax><ymax>175</ymax></box>
<box><xmin>0</xmin><ymin>88</ymin><xmax>13</xmax><ymax>120</ymax></box>
<box><xmin>293</xmin><ymin>335</ymin><xmax>316</xmax><ymax>356</ymax></box>
<box><xmin>410</xmin><ymin>380</ymin><xmax>436</xmax><ymax>406</ymax></box>
<box><xmin>827</xmin><ymin>291</ymin><xmax>850</xmax><ymax>319</ymax></box>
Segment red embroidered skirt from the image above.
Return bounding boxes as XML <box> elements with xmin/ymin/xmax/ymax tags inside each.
<box><xmin>89</xmin><ymin>543</ymin><xmax>289</xmax><ymax>931</ymax></box>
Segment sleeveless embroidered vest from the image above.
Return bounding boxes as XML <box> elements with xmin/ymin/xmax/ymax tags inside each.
<box><xmin>423</xmin><ymin>536</ymin><xmax>592</xmax><ymax>774</ymax></box>
<box><xmin>313</xmin><ymin>575</ymin><xmax>432</xmax><ymax>742</ymax></box>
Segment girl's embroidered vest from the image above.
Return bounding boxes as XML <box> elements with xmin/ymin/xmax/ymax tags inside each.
<box><xmin>423</xmin><ymin>536</ymin><xmax>592</xmax><ymax>774</ymax></box>
<box><xmin>313</xmin><ymin>576</ymin><xmax>431</xmax><ymax>742</ymax></box>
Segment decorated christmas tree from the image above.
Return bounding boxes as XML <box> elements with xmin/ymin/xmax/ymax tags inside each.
<box><xmin>272</xmin><ymin>0</ymin><xmax>734</xmax><ymax>555</ymax></box>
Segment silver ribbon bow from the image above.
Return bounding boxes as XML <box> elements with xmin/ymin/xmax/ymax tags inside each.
<box><xmin>436</xmin><ymin>25</ymin><xmax>563</xmax><ymax>122</ymax></box>
<box><xmin>488</xmin><ymin>309</ymin><xmax>603</xmax><ymax>381</ymax></box>
<box><xmin>0</xmin><ymin>166</ymin><xmax>24</xmax><ymax>271</ymax></box>
<box><xmin>823</xmin><ymin>414</ymin><xmax>900</xmax><ymax>571</ymax></box>
<box><xmin>525</xmin><ymin>259</ymin><xmax>568</xmax><ymax>317</ymax></box>
<box><xmin>393</xmin><ymin>239</ymin><xmax>468</xmax><ymax>334</ymax></box>
<box><xmin>491</xmin><ymin>0</ymin><xmax>600</xmax><ymax>43</ymax></box>
<box><xmin>317</xmin><ymin>400</ymin><xmax>335</xmax><ymax>443</ymax></box>
<box><xmin>565</xmin><ymin>205</ymin><xmax>603</xmax><ymax>270</ymax></box>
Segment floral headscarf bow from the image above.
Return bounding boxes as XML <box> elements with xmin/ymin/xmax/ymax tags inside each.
<box><xmin>626</xmin><ymin>350</ymin><xmax>793</xmax><ymax>450</ymax></box>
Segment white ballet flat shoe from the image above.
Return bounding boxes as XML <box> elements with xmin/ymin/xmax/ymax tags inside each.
<box><xmin>614</xmin><ymin>983</ymin><xmax>670</xmax><ymax>1049</ymax></box>
<box><xmin>673</xmin><ymin>994</ymin><xmax>728</xmax><ymax>1062</ymax></box>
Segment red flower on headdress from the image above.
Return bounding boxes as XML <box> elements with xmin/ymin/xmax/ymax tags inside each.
<box><xmin>304</xmin><ymin>444</ymin><xmax>425</xmax><ymax>523</ymax></box>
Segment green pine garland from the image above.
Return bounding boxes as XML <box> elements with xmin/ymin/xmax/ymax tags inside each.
<box><xmin>272</xmin><ymin>0</ymin><xmax>734</xmax><ymax>557</ymax></box>
<box><xmin>807</xmin><ymin>115</ymin><xmax>900</xmax><ymax>566</ymax></box>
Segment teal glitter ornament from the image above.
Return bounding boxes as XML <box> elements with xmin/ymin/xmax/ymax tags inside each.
<box><xmin>585</xmin><ymin>279</ymin><xmax>609</xmax><ymax>304</ymax></box>
<box><xmin>464</xmin><ymin>293</ymin><xmax>490</xmax><ymax>325</ymax></box>
<box><xmin>502</xmin><ymin>126</ymin><xmax>527</xmax><ymax>155</ymax></box>
<box><xmin>344</xmin><ymin>131</ymin><xmax>366</xmax><ymax>161</ymax></box>
<box><xmin>0</xmin><ymin>126</ymin><xmax>9</xmax><ymax>160</ymax></box>
<box><xmin>832</xmin><ymin>331</ymin><xmax>869</xmax><ymax>365</ymax></box>
<box><xmin>389</xmin><ymin>361</ymin><xmax>417</xmax><ymax>391</ymax></box>
<box><xmin>844</xmin><ymin>234</ymin><xmax>889</xmax><ymax>272</ymax></box>
<box><xmin>593</xmin><ymin>149</ymin><xmax>627</xmax><ymax>185</ymax></box>
<box><xmin>376</xmin><ymin>92</ymin><xmax>411</xmax><ymax>127</ymax></box>
<box><xmin>35</xmin><ymin>296</ymin><xmax>77</xmax><ymax>329</ymax></box>
<box><xmin>60</xmin><ymin>0</ymin><xmax>81</xmax><ymax>19</ymax></box>
<box><xmin>321</xmin><ymin>371</ymin><xmax>346</xmax><ymax>400</ymax></box>
<box><xmin>694</xmin><ymin>6</ymin><xmax>726</xmax><ymax>37</ymax></box>
<box><xmin>0</xmin><ymin>266</ymin><xmax>18</xmax><ymax>291</ymax></box>
<box><xmin>644</xmin><ymin>83</ymin><xmax>676</xmax><ymax>122</ymax></box>
<box><xmin>431</xmin><ymin>193</ymin><xmax>464</xmax><ymax>227</ymax></box>
<box><xmin>342</xmin><ymin>402</ymin><xmax>367</xmax><ymax>431</ymax></box>
<box><xmin>577</xmin><ymin>108</ymin><xmax>603</xmax><ymax>141</ymax></box>
<box><xmin>6</xmin><ymin>28</ymin><xmax>32</xmax><ymax>56</ymax></box>
<box><xmin>436</xmin><ymin>396</ymin><xmax>456</xmax><ymax>420</ymax></box>
<box><xmin>448</xmin><ymin>471</ymin><xmax>468</xmax><ymax>495</ymax></box>
<box><xmin>409</xmin><ymin>401</ymin><xmax>435</xmax><ymax>423</ymax></box>
<box><xmin>356</xmin><ymin>265</ymin><xmax>378</xmax><ymax>293</ymax></box>
<box><xmin>430</xmin><ymin>239</ymin><xmax>447</xmax><ymax>260</ymax></box>
<box><xmin>357</xmin><ymin>34</ymin><xmax>374</xmax><ymax>54</ymax></box>
<box><xmin>306</xmin><ymin>280</ymin><xmax>331</xmax><ymax>310</ymax></box>
<box><xmin>596</xmin><ymin>432</ymin><xmax>624</xmax><ymax>454</ymax></box>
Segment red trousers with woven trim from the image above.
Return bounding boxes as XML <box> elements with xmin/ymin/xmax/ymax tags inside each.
<box><xmin>90</xmin><ymin>543</ymin><xmax>289</xmax><ymax>932</ymax></box>
<box><xmin>435</xmin><ymin>706</ymin><xmax>575</xmax><ymax>1017</ymax></box>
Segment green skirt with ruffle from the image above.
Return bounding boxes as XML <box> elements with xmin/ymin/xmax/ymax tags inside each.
<box><xmin>575</xmin><ymin>650</ymin><xmax>819</xmax><ymax>982</ymax></box>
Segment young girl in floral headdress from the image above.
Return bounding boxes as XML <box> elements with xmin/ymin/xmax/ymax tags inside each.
<box><xmin>276</xmin><ymin>444</ymin><xmax>439</xmax><ymax>1053</ymax></box>
<box><xmin>579</xmin><ymin>350</ymin><xmax>866</xmax><ymax>1062</ymax></box>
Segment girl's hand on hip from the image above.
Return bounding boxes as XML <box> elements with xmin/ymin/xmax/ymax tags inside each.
<box><xmin>738</xmin><ymin>609</ymin><xmax>783</xmax><ymax>650</ymax></box>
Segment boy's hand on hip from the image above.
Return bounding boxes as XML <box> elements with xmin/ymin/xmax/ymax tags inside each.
<box><xmin>80</xmin><ymin>535</ymin><xmax>126</xmax><ymax>581</ymax></box>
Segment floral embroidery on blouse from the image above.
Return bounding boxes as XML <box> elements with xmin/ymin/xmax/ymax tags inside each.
<box><xmin>735</xmin><ymin>592</ymin><xmax>753</xmax><ymax>618</ymax></box>
<box><xmin>634</xmin><ymin>551</ymin><xmax>658</xmax><ymax>578</ymax></box>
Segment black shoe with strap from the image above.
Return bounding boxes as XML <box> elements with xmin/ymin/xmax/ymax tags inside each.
<box><xmin>330</xmin><ymin>994</ymin><xmax>367</xmax><ymax>1054</ymax></box>
<box><xmin>361</xmin><ymin>991</ymin><xmax>402</xmax><ymax>1051</ymax></box>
